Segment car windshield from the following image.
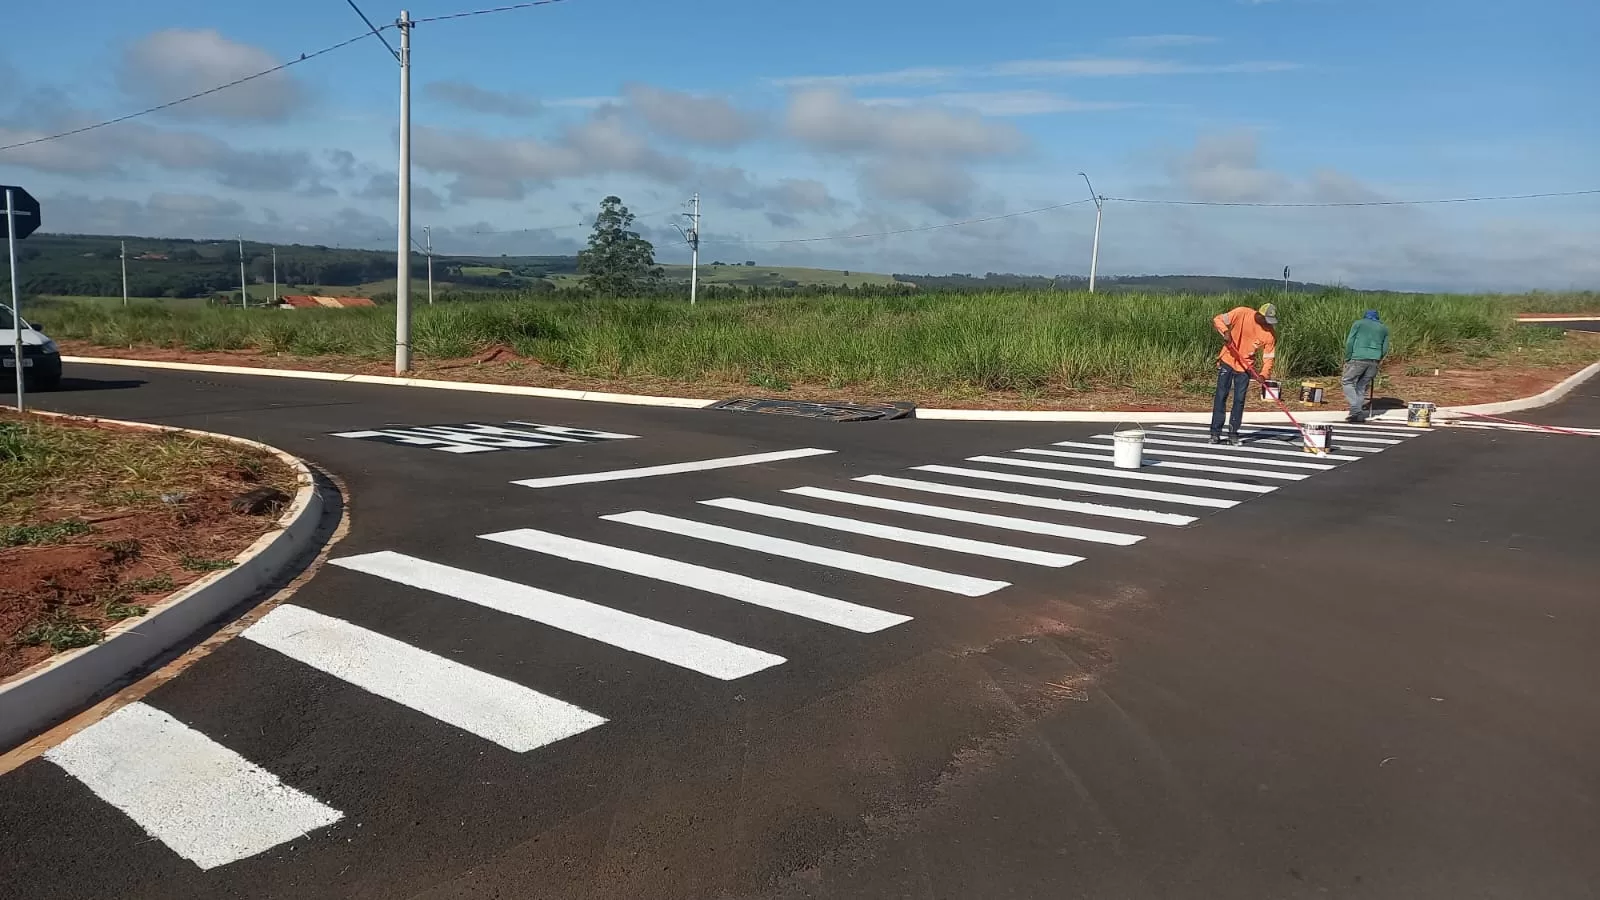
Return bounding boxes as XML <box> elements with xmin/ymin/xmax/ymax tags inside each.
<box><xmin>0</xmin><ymin>306</ymin><xmax>19</xmax><ymax>330</ymax></box>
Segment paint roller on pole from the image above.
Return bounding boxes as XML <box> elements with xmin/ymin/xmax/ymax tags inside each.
<box><xmin>1224</xmin><ymin>333</ymin><xmax>1329</xmax><ymax>455</ymax></box>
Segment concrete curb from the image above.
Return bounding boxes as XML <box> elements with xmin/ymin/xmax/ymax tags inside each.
<box><xmin>0</xmin><ymin>414</ymin><xmax>325</xmax><ymax>750</ymax></box>
<box><xmin>62</xmin><ymin>353</ymin><xmax>1599</xmax><ymax>423</ymax></box>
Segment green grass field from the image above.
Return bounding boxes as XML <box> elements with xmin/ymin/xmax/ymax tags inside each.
<box><xmin>37</xmin><ymin>289</ymin><xmax>1594</xmax><ymax>396</ymax></box>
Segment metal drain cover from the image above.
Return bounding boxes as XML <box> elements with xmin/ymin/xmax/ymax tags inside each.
<box><xmin>709</xmin><ymin>398</ymin><xmax>915</xmax><ymax>422</ymax></box>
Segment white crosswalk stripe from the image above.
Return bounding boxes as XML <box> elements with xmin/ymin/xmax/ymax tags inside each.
<box><xmin>1143</xmin><ymin>427</ymin><xmax>1381</xmax><ymax>453</ymax></box>
<box><xmin>480</xmin><ymin>527</ymin><xmax>910</xmax><ymax>633</ymax></box>
<box><xmin>1014</xmin><ymin>447</ymin><xmax>1310</xmax><ymax>481</ymax></box>
<box><xmin>44</xmin><ymin>701</ymin><xmax>344</xmax><ymax>871</ymax></box>
<box><xmin>852</xmin><ymin>475</ymin><xmax>1198</xmax><ymax>526</ymax></box>
<box><xmin>701</xmin><ymin>497</ymin><xmax>1087</xmax><ymax>566</ymax></box>
<box><xmin>1157</xmin><ymin>424</ymin><xmax>1401</xmax><ymax>445</ymax></box>
<box><xmin>604</xmin><ymin>510</ymin><xmax>1010</xmax><ymax>597</ymax></box>
<box><xmin>1058</xmin><ymin>439</ymin><xmax>1338</xmax><ymax>470</ymax></box>
<box><xmin>914</xmin><ymin>464</ymin><xmax>1240</xmax><ymax>509</ymax></box>
<box><xmin>242</xmin><ymin>604</ymin><xmax>608</xmax><ymax>750</ymax></box>
<box><xmin>967</xmin><ymin>455</ymin><xmax>1278</xmax><ymax>493</ymax></box>
<box><xmin>331</xmin><ymin>551</ymin><xmax>785</xmax><ymax>680</ymax></box>
<box><xmin>1092</xmin><ymin>434</ymin><xmax>1364</xmax><ymax>461</ymax></box>
<box><xmin>785</xmin><ymin>485</ymin><xmax>1149</xmax><ymax>544</ymax></box>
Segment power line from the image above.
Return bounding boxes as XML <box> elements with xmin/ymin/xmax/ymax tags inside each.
<box><xmin>699</xmin><ymin>198</ymin><xmax>1095</xmax><ymax>246</ymax></box>
<box><xmin>413</xmin><ymin>0</ymin><xmax>571</xmax><ymax>24</ymax></box>
<box><xmin>341</xmin><ymin>0</ymin><xmax>401</xmax><ymax>62</ymax></box>
<box><xmin>1104</xmin><ymin>189</ymin><xmax>1600</xmax><ymax>208</ymax></box>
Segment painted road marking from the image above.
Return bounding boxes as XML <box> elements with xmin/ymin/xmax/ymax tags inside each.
<box><xmin>480</xmin><ymin>528</ymin><xmax>909</xmax><ymax>633</ymax></box>
<box><xmin>330</xmin><ymin>552</ymin><xmax>784</xmax><ymax>680</ymax></box>
<box><xmin>967</xmin><ymin>455</ymin><xmax>1277</xmax><ymax>494</ymax></box>
<box><xmin>914</xmin><ymin>465</ymin><xmax>1240</xmax><ymax>509</ymax></box>
<box><xmin>1157</xmin><ymin>424</ymin><xmax>1401</xmax><ymax>446</ymax></box>
<box><xmin>1105</xmin><ymin>433</ymin><xmax>1364</xmax><ymax>460</ymax></box>
<box><xmin>854</xmin><ymin>475</ymin><xmax>1198</xmax><ymax>526</ymax></box>
<box><xmin>1015</xmin><ymin>448</ymin><xmax>1310</xmax><ymax>481</ymax></box>
<box><xmin>785</xmin><ymin>485</ymin><xmax>1147</xmax><ymax>545</ymax></box>
<box><xmin>44</xmin><ymin>701</ymin><xmax>343</xmax><ymax>871</ymax></box>
<box><xmin>513</xmin><ymin>448</ymin><xmax>836</xmax><ymax>489</ymax></box>
<box><xmin>1144</xmin><ymin>428</ymin><xmax>1381</xmax><ymax>453</ymax></box>
<box><xmin>1444</xmin><ymin>421</ymin><xmax>1600</xmax><ymax>436</ymax></box>
<box><xmin>330</xmin><ymin>421</ymin><xmax>637</xmax><ymax>454</ymax></box>
<box><xmin>605</xmin><ymin>511</ymin><xmax>1010</xmax><ymax>597</ymax></box>
<box><xmin>1059</xmin><ymin>439</ymin><xmax>1339</xmax><ymax>470</ymax></box>
<box><xmin>243</xmin><ymin>605</ymin><xmax>608</xmax><ymax>750</ymax></box>
<box><xmin>703</xmin><ymin>497</ymin><xmax>1087</xmax><ymax>566</ymax></box>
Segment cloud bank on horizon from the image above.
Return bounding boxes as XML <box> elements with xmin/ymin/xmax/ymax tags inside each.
<box><xmin>2</xmin><ymin>0</ymin><xmax>1596</xmax><ymax>292</ymax></box>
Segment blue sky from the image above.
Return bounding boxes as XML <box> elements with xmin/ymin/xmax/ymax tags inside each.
<box><xmin>2</xmin><ymin>0</ymin><xmax>1597</xmax><ymax>290</ymax></box>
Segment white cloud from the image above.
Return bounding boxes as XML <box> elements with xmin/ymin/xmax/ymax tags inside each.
<box><xmin>869</xmin><ymin>90</ymin><xmax>1129</xmax><ymax>117</ymax></box>
<box><xmin>621</xmin><ymin>83</ymin><xmax>761</xmax><ymax>147</ymax></box>
<box><xmin>785</xmin><ymin>88</ymin><xmax>1026</xmax><ymax>159</ymax></box>
<box><xmin>424</xmin><ymin>82</ymin><xmax>542</xmax><ymax>118</ymax></box>
<box><xmin>1173</xmin><ymin>131</ymin><xmax>1293</xmax><ymax>202</ymax></box>
<box><xmin>772</xmin><ymin>56</ymin><xmax>1299</xmax><ymax>88</ymax></box>
<box><xmin>118</xmin><ymin>29</ymin><xmax>304</xmax><ymax>122</ymax></box>
<box><xmin>857</xmin><ymin>158</ymin><xmax>978</xmax><ymax>217</ymax></box>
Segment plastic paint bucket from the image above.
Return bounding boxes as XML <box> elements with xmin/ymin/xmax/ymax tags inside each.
<box><xmin>1407</xmin><ymin>401</ymin><xmax>1436</xmax><ymax>428</ymax></box>
<box><xmin>1261</xmin><ymin>380</ymin><xmax>1282</xmax><ymax>401</ymax></box>
<box><xmin>1112</xmin><ymin>428</ymin><xmax>1145</xmax><ymax>469</ymax></box>
<box><xmin>1302</xmin><ymin>423</ymin><xmax>1333</xmax><ymax>452</ymax></box>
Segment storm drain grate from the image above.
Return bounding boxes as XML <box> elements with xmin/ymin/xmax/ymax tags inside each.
<box><xmin>709</xmin><ymin>398</ymin><xmax>915</xmax><ymax>422</ymax></box>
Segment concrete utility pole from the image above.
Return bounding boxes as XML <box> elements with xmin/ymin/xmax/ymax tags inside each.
<box><xmin>1079</xmin><ymin>172</ymin><xmax>1103</xmax><ymax>294</ymax></box>
<box><xmin>678</xmin><ymin>194</ymin><xmax>701</xmax><ymax>305</ymax></box>
<box><xmin>121</xmin><ymin>241</ymin><xmax>128</xmax><ymax>307</ymax></box>
<box><xmin>237</xmin><ymin>235</ymin><xmax>248</xmax><ymax>308</ymax></box>
<box><xmin>272</xmin><ymin>248</ymin><xmax>280</xmax><ymax>305</ymax></box>
<box><xmin>394</xmin><ymin>9</ymin><xmax>413</xmax><ymax>373</ymax></box>
<box><xmin>424</xmin><ymin>225</ymin><xmax>433</xmax><ymax>305</ymax></box>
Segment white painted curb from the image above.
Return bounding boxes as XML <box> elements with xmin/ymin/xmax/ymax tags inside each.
<box><xmin>62</xmin><ymin>353</ymin><xmax>1599</xmax><ymax>423</ymax></box>
<box><xmin>0</xmin><ymin>414</ymin><xmax>325</xmax><ymax>750</ymax></box>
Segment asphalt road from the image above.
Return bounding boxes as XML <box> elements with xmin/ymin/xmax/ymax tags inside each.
<box><xmin>3</xmin><ymin>363</ymin><xmax>1598</xmax><ymax>899</ymax></box>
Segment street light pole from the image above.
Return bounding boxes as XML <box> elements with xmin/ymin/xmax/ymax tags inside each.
<box><xmin>121</xmin><ymin>241</ymin><xmax>128</xmax><ymax>307</ymax></box>
<box><xmin>272</xmin><ymin>248</ymin><xmax>280</xmax><ymax>305</ymax></box>
<box><xmin>688</xmin><ymin>193</ymin><xmax>700</xmax><ymax>306</ymax></box>
<box><xmin>424</xmin><ymin>225</ymin><xmax>433</xmax><ymax>305</ymax></box>
<box><xmin>1079</xmin><ymin>172</ymin><xmax>1103</xmax><ymax>294</ymax></box>
<box><xmin>394</xmin><ymin>9</ymin><xmax>413</xmax><ymax>373</ymax></box>
<box><xmin>237</xmin><ymin>235</ymin><xmax>248</xmax><ymax>308</ymax></box>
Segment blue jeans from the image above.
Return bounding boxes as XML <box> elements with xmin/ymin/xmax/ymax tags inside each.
<box><xmin>1211</xmin><ymin>364</ymin><xmax>1250</xmax><ymax>438</ymax></box>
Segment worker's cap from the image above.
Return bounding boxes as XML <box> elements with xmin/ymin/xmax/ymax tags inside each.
<box><xmin>1257</xmin><ymin>302</ymin><xmax>1279</xmax><ymax>325</ymax></box>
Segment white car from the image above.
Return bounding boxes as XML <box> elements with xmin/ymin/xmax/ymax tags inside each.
<box><xmin>0</xmin><ymin>304</ymin><xmax>63</xmax><ymax>391</ymax></box>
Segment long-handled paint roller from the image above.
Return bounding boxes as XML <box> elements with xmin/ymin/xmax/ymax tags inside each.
<box><xmin>1223</xmin><ymin>336</ymin><xmax>1328</xmax><ymax>455</ymax></box>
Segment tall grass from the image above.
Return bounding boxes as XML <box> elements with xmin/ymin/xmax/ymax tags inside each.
<box><xmin>35</xmin><ymin>289</ymin><xmax>1570</xmax><ymax>393</ymax></box>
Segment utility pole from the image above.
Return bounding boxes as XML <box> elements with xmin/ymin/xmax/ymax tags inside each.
<box><xmin>678</xmin><ymin>194</ymin><xmax>701</xmax><ymax>305</ymax></box>
<box><xmin>120</xmin><ymin>241</ymin><xmax>128</xmax><ymax>307</ymax></box>
<box><xmin>237</xmin><ymin>235</ymin><xmax>248</xmax><ymax>308</ymax></box>
<box><xmin>424</xmin><ymin>225</ymin><xmax>433</xmax><ymax>305</ymax></box>
<box><xmin>1079</xmin><ymin>172</ymin><xmax>1103</xmax><ymax>294</ymax></box>
<box><xmin>5</xmin><ymin>188</ymin><xmax>21</xmax><ymax>412</ymax></box>
<box><xmin>272</xmin><ymin>248</ymin><xmax>280</xmax><ymax>305</ymax></box>
<box><xmin>394</xmin><ymin>9</ymin><xmax>413</xmax><ymax>373</ymax></box>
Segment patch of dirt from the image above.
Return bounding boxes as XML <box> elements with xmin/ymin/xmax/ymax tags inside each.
<box><xmin>60</xmin><ymin>331</ymin><xmax>1599</xmax><ymax>411</ymax></box>
<box><xmin>1</xmin><ymin>414</ymin><xmax>297</xmax><ymax>681</ymax></box>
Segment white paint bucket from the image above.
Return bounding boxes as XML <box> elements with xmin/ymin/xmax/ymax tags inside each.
<box><xmin>1112</xmin><ymin>428</ymin><xmax>1144</xmax><ymax>469</ymax></box>
<box><xmin>1302</xmin><ymin>423</ymin><xmax>1332</xmax><ymax>453</ymax></box>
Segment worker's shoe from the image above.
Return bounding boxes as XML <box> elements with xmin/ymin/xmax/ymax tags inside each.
<box><xmin>1228</xmin><ymin>435</ymin><xmax>1243</xmax><ymax>446</ymax></box>
<box><xmin>1208</xmin><ymin>435</ymin><xmax>1223</xmax><ymax>445</ymax></box>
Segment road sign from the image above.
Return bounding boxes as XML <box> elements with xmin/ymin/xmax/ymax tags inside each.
<box><xmin>1</xmin><ymin>185</ymin><xmax>40</xmax><ymax>241</ymax></box>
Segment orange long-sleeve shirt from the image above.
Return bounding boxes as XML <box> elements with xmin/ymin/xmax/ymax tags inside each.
<box><xmin>1214</xmin><ymin>306</ymin><xmax>1276</xmax><ymax>377</ymax></box>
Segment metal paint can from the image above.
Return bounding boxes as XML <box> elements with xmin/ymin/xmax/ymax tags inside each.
<box><xmin>1302</xmin><ymin>422</ymin><xmax>1333</xmax><ymax>453</ymax></box>
<box><xmin>1407</xmin><ymin>401</ymin><xmax>1436</xmax><ymax>428</ymax></box>
<box><xmin>1261</xmin><ymin>380</ymin><xmax>1282</xmax><ymax>401</ymax></box>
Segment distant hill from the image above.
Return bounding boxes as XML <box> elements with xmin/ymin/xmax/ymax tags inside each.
<box><xmin>893</xmin><ymin>272</ymin><xmax>1342</xmax><ymax>295</ymax></box>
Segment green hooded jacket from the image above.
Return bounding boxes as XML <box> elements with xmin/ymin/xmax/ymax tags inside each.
<box><xmin>1345</xmin><ymin>318</ymin><xmax>1390</xmax><ymax>362</ymax></box>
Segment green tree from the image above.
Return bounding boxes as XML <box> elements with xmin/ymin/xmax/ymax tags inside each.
<box><xmin>576</xmin><ymin>196</ymin><xmax>661</xmax><ymax>295</ymax></box>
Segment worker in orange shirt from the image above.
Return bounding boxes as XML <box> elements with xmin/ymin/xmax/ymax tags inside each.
<box><xmin>1210</xmin><ymin>302</ymin><xmax>1278</xmax><ymax>445</ymax></box>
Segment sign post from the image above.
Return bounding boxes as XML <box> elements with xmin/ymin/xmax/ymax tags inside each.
<box><xmin>2</xmin><ymin>185</ymin><xmax>42</xmax><ymax>412</ymax></box>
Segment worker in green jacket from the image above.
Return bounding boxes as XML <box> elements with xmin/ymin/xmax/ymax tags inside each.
<box><xmin>1342</xmin><ymin>309</ymin><xmax>1390</xmax><ymax>422</ymax></box>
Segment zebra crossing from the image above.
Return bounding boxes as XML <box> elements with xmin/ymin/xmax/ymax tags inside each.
<box><xmin>33</xmin><ymin>420</ymin><xmax>1431</xmax><ymax>871</ymax></box>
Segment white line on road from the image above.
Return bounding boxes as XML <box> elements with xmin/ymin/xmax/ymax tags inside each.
<box><xmin>481</xmin><ymin>528</ymin><xmax>909</xmax><ymax>633</ymax></box>
<box><xmin>854</xmin><ymin>475</ymin><xmax>1197</xmax><ymax>526</ymax></box>
<box><xmin>785</xmin><ymin>485</ymin><xmax>1146</xmax><ymax>545</ymax></box>
<box><xmin>44</xmin><ymin>701</ymin><xmax>344</xmax><ymax>871</ymax></box>
<box><xmin>967</xmin><ymin>455</ymin><xmax>1277</xmax><ymax>493</ymax></box>
<box><xmin>330</xmin><ymin>552</ymin><xmax>783</xmax><ymax>680</ymax></box>
<box><xmin>1101</xmin><ymin>433</ymin><xmax>1364</xmax><ymax>460</ymax></box>
<box><xmin>913</xmin><ymin>465</ymin><xmax>1239</xmax><ymax>509</ymax></box>
<box><xmin>1157</xmin><ymin>424</ymin><xmax>1401</xmax><ymax>445</ymax></box>
<box><xmin>512</xmin><ymin>448</ymin><xmax>836</xmax><ymax>489</ymax></box>
<box><xmin>1058</xmin><ymin>439</ymin><xmax>1338</xmax><ymax>470</ymax></box>
<box><xmin>704</xmin><ymin>497</ymin><xmax>1088</xmax><ymax>566</ymax></box>
<box><xmin>242</xmin><ymin>605</ymin><xmax>608</xmax><ymax>750</ymax></box>
<box><xmin>605</xmin><ymin>510</ymin><xmax>1010</xmax><ymax>597</ymax></box>
<box><xmin>1015</xmin><ymin>448</ymin><xmax>1310</xmax><ymax>481</ymax></box>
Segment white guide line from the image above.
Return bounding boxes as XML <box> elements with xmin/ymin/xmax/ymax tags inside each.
<box><xmin>1015</xmin><ymin>447</ymin><xmax>1309</xmax><ymax>482</ymax></box>
<box><xmin>703</xmin><ymin>497</ymin><xmax>1088</xmax><ymax>567</ymax></box>
<box><xmin>512</xmin><ymin>448</ymin><xmax>835</xmax><ymax>489</ymax></box>
<box><xmin>480</xmin><ymin>528</ymin><xmax>909</xmax><ymax>633</ymax></box>
<box><xmin>330</xmin><ymin>551</ymin><xmax>783</xmax><ymax>680</ymax></box>
<box><xmin>1444</xmin><ymin>421</ymin><xmax>1600</xmax><ymax>436</ymax></box>
<box><xmin>1058</xmin><ymin>439</ymin><xmax>1338</xmax><ymax>470</ymax></box>
<box><xmin>1100</xmin><ymin>433</ymin><xmax>1363</xmax><ymax>461</ymax></box>
<box><xmin>1157</xmin><ymin>424</ymin><xmax>1401</xmax><ymax>446</ymax></box>
<box><xmin>854</xmin><ymin>475</ymin><xmax>1197</xmax><ymax>526</ymax></box>
<box><xmin>968</xmin><ymin>455</ymin><xmax>1277</xmax><ymax>494</ymax></box>
<box><xmin>44</xmin><ymin>701</ymin><xmax>343</xmax><ymax>871</ymax></box>
<box><xmin>604</xmin><ymin>510</ymin><xmax>1009</xmax><ymax>597</ymax></box>
<box><xmin>785</xmin><ymin>485</ymin><xmax>1147</xmax><ymax>545</ymax></box>
<box><xmin>1145</xmin><ymin>427</ymin><xmax>1379</xmax><ymax>454</ymax></box>
<box><xmin>914</xmin><ymin>465</ymin><xmax>1239</xmax><ymax>510</ymax></box>
<box><xmin>243</xmin><ymin>605</ymin><xmax>606</xmax><ymax>752</ymax></box>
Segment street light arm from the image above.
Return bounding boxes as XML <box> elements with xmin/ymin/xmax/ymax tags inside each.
<box><xmin>1078</xmin><ymin>172</ymin><xmax>1103</xmax><ymax>210</ymax></box>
